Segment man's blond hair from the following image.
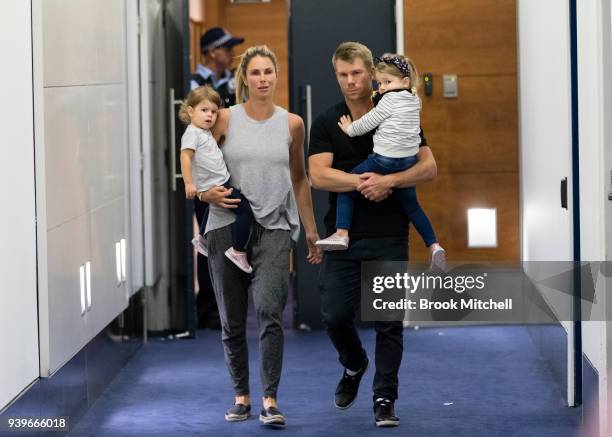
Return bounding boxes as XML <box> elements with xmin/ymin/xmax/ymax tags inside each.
<box><xmin>331</xmin><ymin>42</ymin><xmax>374</xmax><ymax>70</ymax></box>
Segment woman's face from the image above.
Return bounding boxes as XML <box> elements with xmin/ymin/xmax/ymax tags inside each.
<box><xmin>245</xmin><ymin>55</ymin><xmax>277</xmax><ymax>100</ymax></box>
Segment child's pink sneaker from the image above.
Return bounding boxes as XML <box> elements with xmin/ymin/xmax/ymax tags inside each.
<box><xmin>430</xmin><ymin>246</ymin><xmax>446</xmax><ymax>271</ymax></box>
<box><xmin>224</xmin><ymin>247</ymin><xmax>253</xmax><ymax>274</ymax></box>
<box><xmin>315</xmin><ymin>234</ymin><xmax>349</xmax><ymax>251</ymax></box>
<box><xmin>191</xmin><ymin>235</ymin><xmax>208</xmax><ymax>257</ymax></box>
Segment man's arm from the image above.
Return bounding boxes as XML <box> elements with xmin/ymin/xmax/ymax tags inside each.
<box><xmin>357</xmin><ymin>146</ymin><xmax>437</xmax><ymax>201</ymax></box>
<box><xmin>308</xmin><ymin>153</ymin><xmax>361</xmax><ymax>192</ymax></box>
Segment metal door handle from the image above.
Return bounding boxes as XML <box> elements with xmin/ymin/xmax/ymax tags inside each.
<box><xmin>169</xmin><ymin>88</ymin><xmax>183</xmax><ymax>191</ymax></box>
<box><xmin>305</xmin><ymin>84</ymin><xmax>312</xmax><ymax>143</ymax></box>
<box><xmin>560</xmin><ymin>177</ymin><xmax>568</xmax><ymax>209</ymax></box>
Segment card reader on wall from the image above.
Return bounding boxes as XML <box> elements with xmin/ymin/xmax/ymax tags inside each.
<box><xmin>443</xmin><ymin>75</ymin><xmax>458</xmax><ymax>98</ymax></box>
<box><xmin>424</xmin><ymin>73</ymin><xmax>433</xmax><ymax>96</ymax></box>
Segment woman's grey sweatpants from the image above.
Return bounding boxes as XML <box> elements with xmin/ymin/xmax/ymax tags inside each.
<box><xmin>207</xmin><ymin>223</ymin><xmax>291</xmax><ymax>398</ymax></box>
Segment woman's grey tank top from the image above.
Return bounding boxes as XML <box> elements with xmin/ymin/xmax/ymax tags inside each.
<box><xmin>205</xmin><ymin>104</ymin><xmax>300</xmax><ymax>242</ymax></box>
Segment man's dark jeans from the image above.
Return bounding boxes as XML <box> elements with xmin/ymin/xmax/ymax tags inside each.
<box><xmin>319</xmin><ymin>236</ymin><xmax>407</xmax><ymax>401</ymax></box>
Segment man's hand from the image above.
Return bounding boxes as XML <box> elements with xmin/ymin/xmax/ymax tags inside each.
<box><xmin>185</xmin><ymin>183</ymin><xmax>197</xmax><ymax>199</ymax></box>
<box><xmin>337</xmin><ymin>114</ymin><xmax>352</xmax><ymax>134</ymax></box>
<box><xmin>198</xmin><ymin>186</ymin><xmax>240</xmax><ymax>209</ymax></box>
<box><xmin>357</xmin><ymin>172</ymin><xmax>393</xmax><ymax>202</ymax></box>
<box><xmin>305</xmin><ymin>232</ymin><xmax>323</xmax><ymax>264</ymax></box>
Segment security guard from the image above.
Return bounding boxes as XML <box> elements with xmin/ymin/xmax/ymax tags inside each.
<box><xmin>191</xmin><ymin>27</ymin><xmax>245</xmax><ymax>106</ymax></box>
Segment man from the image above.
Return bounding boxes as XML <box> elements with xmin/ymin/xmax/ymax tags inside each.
<box><xmin>191</xmin><ymin>27</ymin><xmax>245</xmax><ymax>106</ymax></box>
<box><xmin>189</xmin><ymin>27</ymin><xmax>244</xmax><ymax>329</ymax></box>
<box><xmin>308</xmin><ymin>42</ymin><xmax>437</xmax><ymax>427</ymax></box>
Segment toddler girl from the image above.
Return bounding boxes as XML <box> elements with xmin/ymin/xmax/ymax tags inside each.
<box><xmin>179</xmin><ymin>85</ymin><xmax>254</xmax><ymax>274</ymax></box>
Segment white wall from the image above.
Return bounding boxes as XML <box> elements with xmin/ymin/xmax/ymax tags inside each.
<box><xmin>520</xmin><ymin>0</ymin><xmax>612</xmax><ymax>432</ymax></box>
<box><xmin>577</xmin><ymin>1</ymin><xmax>612</xmax><ymax>435</ymax></box>
<box><xmin>518</xmin><ymin>0</ymin><xmax>576</xmax><ymax>407</ymax></box>
<box><xmin>0</xmin><ymin>1</ymin><xmax>40</xmax><ymax>411</ymax></box>
<box><xmin>518</xmin><ymin>0</ymin><xmax>573</xmax><ymax>264</ymax></box>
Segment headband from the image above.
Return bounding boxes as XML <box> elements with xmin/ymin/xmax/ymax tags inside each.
<box><xmin>374</xmin><ymin>56</ymin><xmax>411</xmax><ymax>77</ymax></box>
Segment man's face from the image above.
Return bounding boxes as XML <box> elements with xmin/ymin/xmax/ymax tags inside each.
<box><xmin>210</xmin><ymin>45</ymin><xmax>235</xmax><ymax>70</ymax></box>
<box><xmin>334</xmin><ymin>58</ymin><xmax>373</xmax><ymax>101</ymax></box>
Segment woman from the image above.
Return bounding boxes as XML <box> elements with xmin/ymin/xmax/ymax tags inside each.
<box><xmin>200</xmin><ymin>45</ymin><xmax>322</xmax><ymax>427</ymax></box>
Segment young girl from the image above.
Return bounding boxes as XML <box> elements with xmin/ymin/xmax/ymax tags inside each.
<box><xmin>315</xmin><ymin>54</ymin><xmax>446</xmax><ymax>270</ymax></box>
<box><xmin>179</xmin><ymin>85</ymin><xmax>254</xmax><ymax>274</ymax></box>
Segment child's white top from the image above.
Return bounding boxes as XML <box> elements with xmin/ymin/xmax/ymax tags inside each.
<box><xmin>181</xmin><ymin>124</ymin><xmax>230</xmax><ymax>192</ymax></box>
<box><xmin>347</xmin><ymin>89</ymin><xmax>421</xmax><ymax>158</ymax></box>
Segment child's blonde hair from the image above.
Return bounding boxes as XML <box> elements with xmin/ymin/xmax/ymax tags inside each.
<box><xmin>375</xmin><ymin>53</ymin><xmax>420</xmax><ymax>95</ymax></box>
<box><xmin>178</xmin><ymin>85</ymin><xmax>222</xmax><ymax>124</ymax></box>
<box><xmin>234</xmin><ymin>45</ymin><xmax>279</xmax><ymax>104</ymax></box>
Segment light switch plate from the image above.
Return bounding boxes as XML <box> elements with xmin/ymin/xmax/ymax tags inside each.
<box><xmin>443</xmin><ymin>74</ymin><xmax>458</xmax><ymax>98</ymax></box>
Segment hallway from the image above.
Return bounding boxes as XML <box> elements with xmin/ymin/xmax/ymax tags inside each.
<box><xmin>70</xmin><ymin>326</ymin><xmax>581</xmax><ymax>436</ymax></box>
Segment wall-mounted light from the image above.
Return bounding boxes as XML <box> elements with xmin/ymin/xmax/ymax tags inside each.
<box><xmin>467</xmin><ymin>208</ymin><xmax>497</xmax><ymax>248</ymax></box>
<box><xmin>115</xmin><ymin>242</ymin><xmax>122</xmax><ymax>285</ymax></box>
<box><xmin>80</xmin><ymin>264</ymin><xmax>86</xmax><ymax>315</ymax></box>
<box><xmin>85</xmin><ymin>261</ymin><xmax>92</xmax><ymax>310</ymax></box>
<box><xmin>120</xmin><ymin>238</ymin><xmax>127</xmax><ymax>282</ymax></box>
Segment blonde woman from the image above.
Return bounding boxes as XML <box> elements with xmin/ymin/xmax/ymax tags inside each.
<box><xmin>200</xmin><ymin>45</ymin><xmax>322</xmax><ymax>427</ymax></box>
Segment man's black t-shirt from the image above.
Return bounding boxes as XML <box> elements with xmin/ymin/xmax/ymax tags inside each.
<box><xmin>308</xmin><ymin>101</ymin><xmax>428</xmax><ymax>240</ymax></box>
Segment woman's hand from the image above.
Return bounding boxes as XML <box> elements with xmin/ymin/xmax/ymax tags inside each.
<box><xmin>305</xmin><ymin>232</ymin><xmax>323</xmax><ymax>264</ymax></box>
<box><xmin>185</xmin><ymin>183</ymin><xmax>197</xmax><ymax>199</ymax></box>
<box><xmin>337</xmin><ymin>114</ymin><xmax>352</xmax><ymax>134</ymax></box>
<box><xmin>198</xmin><ymin>186</ymin><xmax>240</xmax><ymax>209</ymax></box>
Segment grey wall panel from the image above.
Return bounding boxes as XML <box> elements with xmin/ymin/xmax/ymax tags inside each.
<box><xmin>43</xmin><ymin>86</ymin><xmax>90</xmax><ymax>231</ymax></box>
<box><xmin>126</xmin><ymin>0</ymin><xmax>145</xmax><ymax>295</ymax></box>
<box><xmin>87</xmin><ymin>198</ymin><xmax>129</xmax><ymax>340</ymax></box>
<box><xmin>46</xmin><ymin>215</ymin><xmax>89</xmax><ymax>374</ymax></box>
<box><xmin>44</xmin><ymin>85</ymin><xmax>128</xmax><ymax>231</ymax></box>
<box><xmin>42</xmin><ymin>0</ymin><xmax>125</xmax><ymax>87</ymax></box>
<box><xmin>35</xmin><ymin>0</ymin><xmax>136</xmax><ymax>377</ymax></box>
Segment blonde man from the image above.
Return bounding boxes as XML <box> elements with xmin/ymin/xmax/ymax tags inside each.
<box><xmin>308</xmin><ymin>42</ymin><xmax>437</xmax><ymax>428</ymax></box>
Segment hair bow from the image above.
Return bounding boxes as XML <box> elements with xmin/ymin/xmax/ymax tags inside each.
<box><xmin>374</xmin><ymin>56</ymin><xmax>411</xmax><ymax>77</ymax></box>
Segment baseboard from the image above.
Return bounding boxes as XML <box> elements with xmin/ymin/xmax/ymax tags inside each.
<box><xmin>0</xmin><ymin>290</ymin><xmax>145</xmax><ymax>434</ymax></box>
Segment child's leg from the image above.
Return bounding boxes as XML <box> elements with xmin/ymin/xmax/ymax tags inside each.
<box><xmin>335</xmin><ymin>192</ymin><xmax>358</xmax><ymax>231</ymax></box>
<box><xmin>335</xmin><ymin>154</ymin><xmax>386</xmax><ymax>232</ymax></box>
<box><xmin>224</xmin><ymin>185</ymin><xmax>253</xmax><ymax>252</ymax></box>
<box><xmin>394</xmin><ymin>187</ymin><xmax>438</xmax><ymax>247</ymax></box>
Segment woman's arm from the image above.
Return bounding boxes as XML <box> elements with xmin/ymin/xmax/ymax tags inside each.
<box><xmin>211</xmin><ymin>108</ymin><xmax>230</xmax><ymax>144</ymax></box>
<box><xmin>179</xmin><ymin>149</ymin><xmax>197</xmax><ymax>199</ymax></box>
<box><xmin>288</xmin><ymin>113</ymin><xmax>322</xmax><ymax>264</ymax></box>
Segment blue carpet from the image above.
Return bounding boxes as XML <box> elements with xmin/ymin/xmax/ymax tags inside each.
<box><xmin>69</xmin><ymin>326</ymin><xmax>581</xmax><ymax>436</ymax></box>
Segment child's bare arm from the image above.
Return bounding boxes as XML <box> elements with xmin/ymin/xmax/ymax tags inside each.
<box><xmin>179</xmin><ymin>149</ymin><xmax>197</xmax><ymax>199</ymax></box>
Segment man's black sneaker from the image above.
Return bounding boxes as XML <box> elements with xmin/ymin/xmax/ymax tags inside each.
<box><xmin>334</xmin><ymin>354</ymin><xmax>369</xmax><ymax>409</ymax></box>
<box><xmin>259</xmin><ymin>406</ymin><xmax>285</xmax><ymax>427</ymax></box>
<box><xmin>224</xmin><ymin>403</ymin><xmax>251</xmax><ymax>422</ymax></box>
<box><xmin>373</xmin><ymin>398</ymin><xmax>400</xmax><ymax>427</ymax></box>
